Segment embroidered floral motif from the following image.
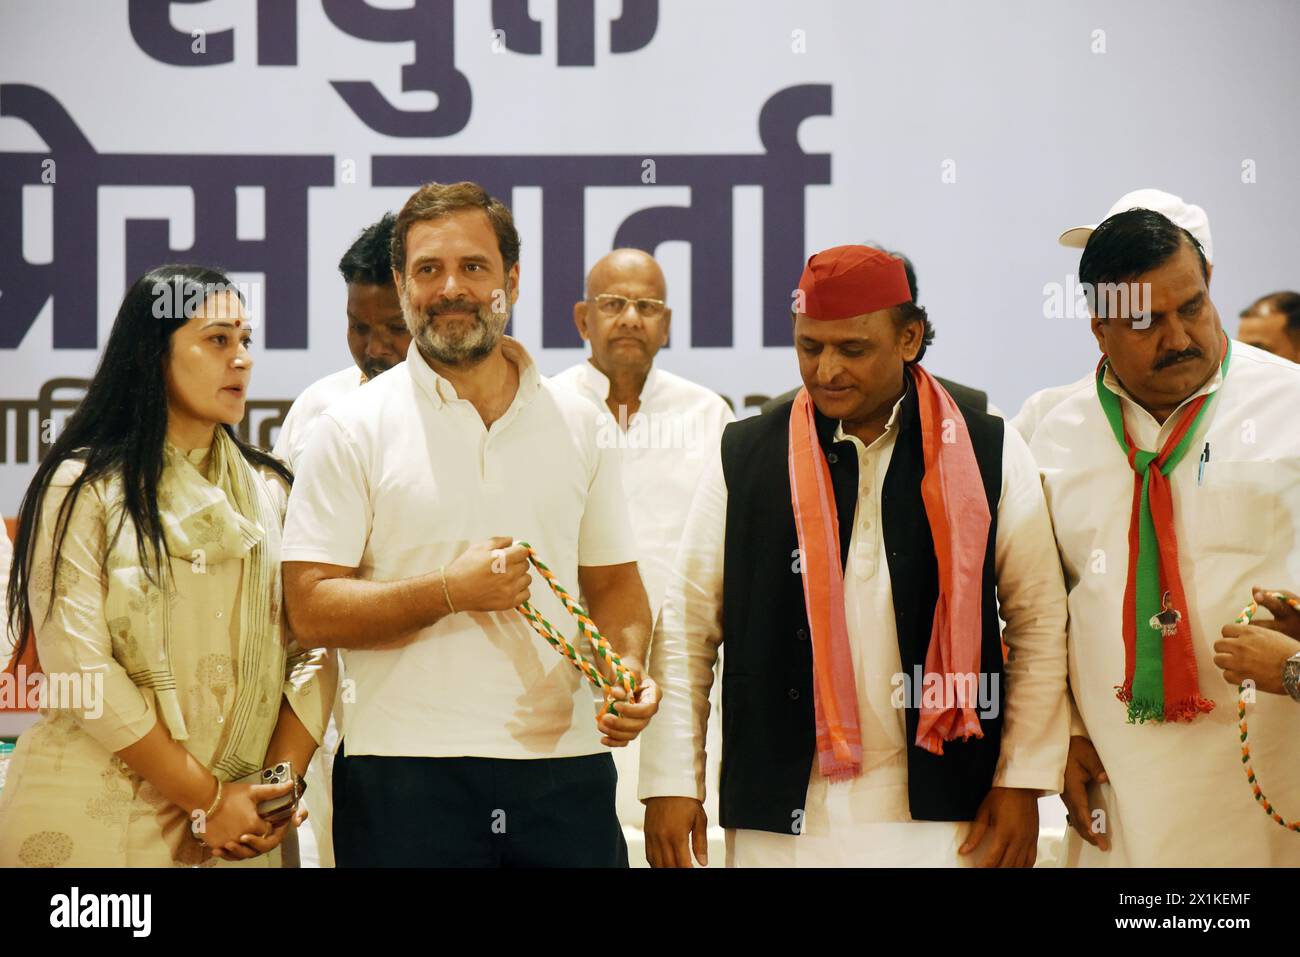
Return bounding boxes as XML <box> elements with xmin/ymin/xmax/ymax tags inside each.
<box><xmin>30</xmin><ymin>557</ymin><xmax>53</xmax><ymax>597</ymax></box>
<box><xmin>184</xmin><ymin>511</ymin><xmax>226</xmax><ymax>546</ymax></box>
<box><xmin>16</xmin><ymin>831</ymin><xmax>74</xmax><ymax>867</ymax></box>
<box><xmin>107</xmin><ymin>616</ymin><xmax>141</xmax><ymax>662</ymax></box>
<box><xmin>31</xmin><ymin>712</ymin><xmax>79</xmax><ymax>773</ymax></box>
<box><xmin>191</xmin><ymin>654</ymin><xmax>237</xmax><ymax>738</ymax></box>
<box><xmin>127</xmin><ymin>582</ymin><xmax>164</xmax><ymax>621</ymax></box>
<box><xmin>53</xmin><ymin>558</ymin><xmax>82</xmax><ymax>595</ymax></box>
<box><xmin>85</xmin><ymin>757</ymin><xmax>139</xmax><ymax>853</ymax></box>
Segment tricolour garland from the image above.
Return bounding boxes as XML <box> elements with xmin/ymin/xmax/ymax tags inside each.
<box><xmin>515</xmin><ymin>542</ymin><xmax>638</xmax><ymax>716</ymax></box>
<box><xmin>1234</xmin><ymin>591</ymin><xmax>1300</xmax><ymax>831</ymax></box>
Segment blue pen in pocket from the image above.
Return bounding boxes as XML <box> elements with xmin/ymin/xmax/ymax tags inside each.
<box><xmin>1197</xmin><ymin>442</ymin><xmax>1210</xmax><ymax>486</ymax></box>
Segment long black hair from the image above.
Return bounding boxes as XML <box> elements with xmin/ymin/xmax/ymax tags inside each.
<box><xmin>5</xmin><ymin>264</ymin><xmax>292</xmax><ymax>664</ymax></box>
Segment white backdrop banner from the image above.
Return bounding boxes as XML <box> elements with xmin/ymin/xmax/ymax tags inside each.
<box><xmin>2</xmin><ymin>0</ymin><xmax>1299</xmax><ymax>513</ymax></box>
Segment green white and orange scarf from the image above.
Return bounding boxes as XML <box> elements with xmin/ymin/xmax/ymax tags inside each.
<box><xmin>1096</xmin><ymin>337</ymin><xmax>1230</xmax><ymax>723</ymax></box>
<box><xmin>788</xmin><ymin>366</ymin><xmax>992</xmax><ymax>781</ymax></box>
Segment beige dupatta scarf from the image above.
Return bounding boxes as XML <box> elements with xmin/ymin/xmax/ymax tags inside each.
<box><xmin>103</xmin><ymin>426</ymin><xmax>284</xmax><ymax>781</ymax></box>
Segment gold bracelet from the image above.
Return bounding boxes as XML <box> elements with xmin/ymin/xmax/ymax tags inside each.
<box><xmin>440</xmin><ymin>565</ymin><xmax>457</xmax><ymax>614</ymax></box>
<box><xmin>203</xmin><ymin>776</ymin><xmax>224</xmax><ymax>819</ymax></box>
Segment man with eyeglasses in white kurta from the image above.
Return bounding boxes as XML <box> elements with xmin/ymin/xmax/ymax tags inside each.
<box><xmin>551</xmin><ymin>249</ymin><xmax>733</xmax><ymax>855</ymax></box>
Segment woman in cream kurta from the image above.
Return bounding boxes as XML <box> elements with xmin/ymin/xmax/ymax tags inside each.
<box><xmin>0</xmin><ymin>446</ymin><xmax>333</xmax><ymax>868</ymax></box>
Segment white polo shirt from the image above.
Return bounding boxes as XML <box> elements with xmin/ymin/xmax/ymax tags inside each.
<box><xmin>281</xmin><ymin>337</ymin><xmax>638</xmax><ymax>760</ymax></box>
<box><xmin>272</xmin><ymin>364</ymin><xmax>365</xmax><ymax>469</ymax></box>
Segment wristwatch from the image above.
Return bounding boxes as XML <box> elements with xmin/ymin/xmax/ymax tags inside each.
<box><xmin>1282</xmin><ymin>651</ymin><xmax>1300</xmax><ymax>703</ymax></box>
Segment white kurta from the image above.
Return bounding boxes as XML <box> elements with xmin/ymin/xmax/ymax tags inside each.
<box><xmin>1030</xmin><ymin>340</ymin><xmax>1300</xmax><ymax>866</ymax></box>
<box><xmin>640</xmin><ymin>390</ymin><xmax>1070</xmax><ymax>867</ymax></box>
<box><xmin>272</xmin><ymin>365</ymin><xmax>363</xmax><ymax>868</ymax></box>
<box><xmin>549</xmin><ymin>362</ymin><xmax>736</xmax><ymax>611</ymax></box>
<box><xmin>1009</xmin><ymin>374</ymin><xmax>1093</xmax><ymax>445</ymax></box>
<box><xmin>551</xmin><ymin>360</ymin><xmax>734</xmax><ymax>831</ymax></box>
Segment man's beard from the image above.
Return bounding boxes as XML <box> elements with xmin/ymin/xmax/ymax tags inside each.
<box><xmin>401</xmin><ymin>284</ymin><xmax>510</xmax><ymax>365</ymax></box>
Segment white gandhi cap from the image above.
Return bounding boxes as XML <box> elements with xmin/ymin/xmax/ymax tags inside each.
<box><xmin>1058</xmin><ymin>188</ymin><xmax>1213</xmax><ymax>264</ymax></box>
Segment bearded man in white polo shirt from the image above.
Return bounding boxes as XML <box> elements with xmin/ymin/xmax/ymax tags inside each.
<box><xmin>281</xmin><ymin>181</ymin><xmax>659</xmax><ymax>867</ymax></box>
<box><xmin>1030</xmin><ymin>208</ymin><xmax>1300</xmax><ymax>866</ymax></box>
<box><xmin>551</xmin><ymin>248</ymin><xmax>734</xmax><ymax>848</ymax></box>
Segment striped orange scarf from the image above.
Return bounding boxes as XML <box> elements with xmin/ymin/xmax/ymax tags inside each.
<box><xmin>788</xmin><ymin>367</ymin><xmax>992</xmax><ymax>780</ymax></box>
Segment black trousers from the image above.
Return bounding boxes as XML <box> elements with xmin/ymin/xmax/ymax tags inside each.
<box><xmin>332</xmin><ymin>745</ymin><xmax>628</xmax><ymax>867</ymax></box>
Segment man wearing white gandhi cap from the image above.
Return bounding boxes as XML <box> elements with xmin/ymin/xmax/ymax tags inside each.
<box><xmin>1029</xmin><ymin>205</ymin><xmax>1300</xmax><ymax>866</ymax></box>
<box><xmin>1057</xmin><ymin>187</ymin><xmax>1214</xmax><ymax>263</ymax></box>
<box><xmin>1012</xmin><ymin>188</ymin><xmax>1214</xmax><ymax>443</ymax></box>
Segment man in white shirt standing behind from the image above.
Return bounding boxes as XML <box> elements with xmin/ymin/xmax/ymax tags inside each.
<box><xmin>273</xmin><ymin>212</ymin><xmax>410</xmax><ymax>467</ymax></box>
<box><xmin>281</xmin><ymin>181</ymin><xmax>660</xmax><ymax>867</ymax></box>
<box><xmin>551</xmin><ymin>248</ymin><xmax>734</xmax><ymax>846</ymax></box>
<box><xmin>272</xmin><ymin>213</ymin><xmax>409</xmax><ymax>867</ymax></box>
<box><xmin>1030</xmin><ymin>208</ymin><xmax>1300</xmax><ymax>865</ymax></box>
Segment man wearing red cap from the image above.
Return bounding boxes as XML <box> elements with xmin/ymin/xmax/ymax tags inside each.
<box><xmin>639</xmin><ymin>245</ymin><xmax>1070</xmax><ymax>866</ymax></box>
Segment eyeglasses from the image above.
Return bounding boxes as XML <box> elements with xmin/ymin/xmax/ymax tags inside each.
<box><xmin>590</xmin><ymin>293</ymin><xmax>667</xmax><ymax>318</ymax></box>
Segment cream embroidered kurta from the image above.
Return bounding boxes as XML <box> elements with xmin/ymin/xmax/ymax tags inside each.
<box><xmin>640</xmin><ymin>393</ymin><xmax>1070</xmax><ymax>866</ymax></box>
<box><xmin>1030</xmin><ymin>340</ymin><xmax>1300</xmax><ymax>866</ymax></box>
<box><xmin>0</xmin><ymin>453</ymin><xmax>334</xmax><ymax>868</ymax></box>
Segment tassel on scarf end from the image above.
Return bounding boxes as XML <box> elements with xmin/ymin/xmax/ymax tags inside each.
<box><xmin>817</xmin><ymin>740</ymin><xmax>862</xmax><ymax>784</ymax></box>
<box><xmin>1124</xmin><ymin>697</ymin><xmax>1165</xmax><ymax>725</ymax></box>
<box><xmin>916</xmin><ymin>714</ymin><xmax>984</xmax><ymax>756</ymax></box>
<box><xmin>917</xmin><ymin>733</ymin><xmax>946</xmax><ymax>757</ymax></box>
<box><xmin>957</xmin><ymin>715</ymin><xmax>984</xmax><ymax>743</ymax></box>
<box><xmin>823</xmin><ymin>766</ymin><xmax>861</xmax><ymax>785</ymax></box>
<box><xmin>1164</xmin><ymin>695</ymin><xmax>1216</xmax><ymax>723</ymax></box>
<box><xmin>1115</xmin><ymin>682</ymin><xmax>1213</xmax><ymax>724</ymax></box>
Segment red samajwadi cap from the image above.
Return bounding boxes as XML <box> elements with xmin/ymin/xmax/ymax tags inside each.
<box><xmin>797</xmin><ymin>244</ymin><xmax>912</xmax><ymax>320</ymax></box>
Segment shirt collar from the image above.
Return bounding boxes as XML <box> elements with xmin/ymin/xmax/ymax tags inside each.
<box><xmin>577</xmin><ymin>359</ymin><xmax>659</xmax><ymax>405</ymax></box>
<box><xmin>833</xmin><ymin>379</ymin><xmax>910</xmax><ymax>451</ymax></box>
<box><xmin>1100</xmin><ymin>351</ymin><xmax>1227</xmax><ymax>426</ymax></box>
<box><xmin>405</xmin><ymin>335</ymin><xmax>540</xmax><ymax>409</ymax></box>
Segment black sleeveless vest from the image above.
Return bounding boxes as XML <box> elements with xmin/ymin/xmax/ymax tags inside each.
<box><xmin>716</xmin><ymin>382</ymin><xmax>1005</xmax><ymax>834</ymax></box>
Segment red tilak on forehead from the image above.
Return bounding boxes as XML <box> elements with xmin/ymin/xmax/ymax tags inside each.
<box><xmin>234</xmin><ymin>319</ymin><xmax>242</xmax><ymax>327</ymax></box>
